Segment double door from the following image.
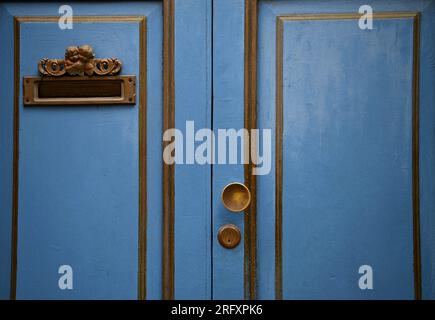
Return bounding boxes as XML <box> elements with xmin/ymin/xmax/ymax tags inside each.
<box><xmin>1</xmin><ymin>0</ymin><xmax>434</xmax><ymax>299</ymax></box>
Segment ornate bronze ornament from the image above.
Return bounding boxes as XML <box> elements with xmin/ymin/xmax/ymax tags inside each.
<box><xmin>38</xmin><ymin>45</ymin><xmax>122</xmax><ymax>77</ymax></box>
<box><xmin>24</xmin><ymin>44</ymin><xmax>133</xmax><ymax>105</ymax></box>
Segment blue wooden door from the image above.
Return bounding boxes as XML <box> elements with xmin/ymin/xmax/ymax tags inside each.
<box><xmin>0</xmin><ymin>2</ymin><xmax>163</xmax><ymax>300</ymax></box>
<box><xmin>1</xmin><ymin>0</ymin><xmax>435</xmax><ymax>300</ymax></box>
<box><xmin>0</xmin><ymin>1</ymin><xmax>212</xmax><ymax>300</ymax></box>
<box><xmin>214</xmin><ymin>0</ymin><xmax>435</xmax><ymax>300</ymax></box>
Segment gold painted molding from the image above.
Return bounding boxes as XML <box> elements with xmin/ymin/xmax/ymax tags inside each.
<box><xmin>244</xmin><ymin>0</ymin><xmax>258</xmax><ymax>300</ymax></box>
<box><xmin>277</xmin><ymin>12</ymin><xmax>420</xmax><ymax>21</ymax></box>
<box><xmin>162</xmin><ymin>0</ymin><xmax>175</xmax><ymax>301</ymax></box>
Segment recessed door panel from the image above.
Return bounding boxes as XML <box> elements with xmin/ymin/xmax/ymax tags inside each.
<box><xmin>0</xmin><ymin>2</ymin><xmax>165</xmax><ymax>299</ymax></box>
<box><xmin>280</xmin><ymin>16</ymin><xmax>415</xmax><ymax>299</ymax></box>
<box><xmin>257</xmin><ymin>0</ymin><xmax>435</xmax><ymax>300</ymax></box>
<box><xmin>17</xmin><ymin>20</ymin><xmax>145</xmax><ymax>299</ymax></box>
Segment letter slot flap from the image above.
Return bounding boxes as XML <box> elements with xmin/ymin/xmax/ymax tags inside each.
<box><xmin>23</xmin><ymin>45</ymin><xmax>136</xmax><ymax>106</ymax></box>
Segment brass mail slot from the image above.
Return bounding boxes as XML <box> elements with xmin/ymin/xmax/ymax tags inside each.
<box><xmin>23</xmin><ymin>76</ymin><xmax>136</xmax><ymax>106</ymax></box>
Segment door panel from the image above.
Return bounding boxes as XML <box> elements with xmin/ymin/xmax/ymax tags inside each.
<box><xmin>18</xmin><ymin>20</ymin><xmax>143</xmax><ymax>299</ymax></box>
<box><xmin>280</xmin><ymin>15</ymin><xmax>415</xmax><ymax>299</ymax></box>
<box><xmin>0</xmin><ymin>2</ymin><xmax>165</xmax><ymax>300</ymax></box>
<box><xmin>0</xmin><ymin>0</ymin><xmax>213</xmax><ymax>300</ymax></box>
<box><xmin>257</xmin><ymin>0</ymin><xmax>435</xmax><ymax>299</ymax></box>
<box><xmin>174</xmin><ymin>0</ymin><xmax>212</xmax><ymax>300</ymax></box>
<box><xmin>0</xmin><ymin>4</ymin><xmax>14</xmax><ymax>300</ymax></box>
<box><xmin>213</xmin><ymin>0</ymin><xmax>246</xmax><ymax>300</ymax></box>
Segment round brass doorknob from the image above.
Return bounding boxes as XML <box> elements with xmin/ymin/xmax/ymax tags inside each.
<box><xmin>218</xmin><ymin>224</ymin><xmax>241</xmax><ymax>249</ymax></box>
<box><xmin>221</xmin><ymin>182</ymin><xmax>251</xmax><ymax>212</ymax></box>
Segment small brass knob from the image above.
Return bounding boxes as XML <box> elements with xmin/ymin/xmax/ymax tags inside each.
<box><xmin>221</xmin><ymin>182</ymin><xmax>251</xmax><ymax>212</ymax></box>
<box><xmin>218</xmin><ymin>224</ymin><xmax>241</xmax><ymax>249</ymax></box>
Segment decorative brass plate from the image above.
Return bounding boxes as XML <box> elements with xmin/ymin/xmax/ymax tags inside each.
<box><xmin>38</xmin><ymin>45</ymin><xmax>122</xmax><ymax>77</ymax></box>
<box><xmin>23</xmin><ymin>76</ymin><xmax>136</xmax><ymax>106</ymax></box>
<box><xmin>23</xmin><ymin>45</ymin><xmax>135</xmax><ymax>106</ymax></box>
<box><xmin>221</xmin><ymin>182</ymin><xmax>251</xmax><ymax>212</ymax></box>
<box><xmin>218</xmin><ymin>224</ymin><xmax>241</xmax><ymax>249</ymax></box>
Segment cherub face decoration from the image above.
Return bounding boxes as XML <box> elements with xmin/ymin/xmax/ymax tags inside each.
<box><xmin>64</xmin><ymin>45</ymin><xmax>95</xmax><ymax>76</ymax></box>
<box><xmin>38</xmin><ymin>45</ymin><xmax>122</xmax><ymax>77</ymax></box>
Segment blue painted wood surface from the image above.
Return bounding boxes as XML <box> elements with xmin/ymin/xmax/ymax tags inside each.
<box><xmin>174</xmin><ymin>0</ymin><xmax>212</xmax><ymax>300</ymax></box>
<box><xmin>281</xmin><ymin>17</ymin><xmax>414</xmax><ymax>299</ymax></box>
<box><xmin>419</xmin><ymin>0</ymin><xmax>435</xmax><ymax>301</ymax></box>
<box><xmin>1</xmin><ymin>0</ymin><xmax>435</xmax><ymax>300</ymax></box>
<box><xmin>212</xmin><ymin>0</ymin><xmax>246</xmax><ymax>300</ymax></box>
<box><xmin>0</xmin><ymin>2</ymin><xmax>164</xmax><ymax>299</ymax></box>
<box><xmin>258</xmin><ymin>0</ymin><xmax>435</xmax><ymax>299</ymax></box>
<box><xmin>0</xmin><ymin>4</ymin><xmax>15</xmax><ymax>300</ymax></box>
<box><xmin>18</xmin><ymin>23</ymin><xmax>141</xmax><ymax>300</ymax></box>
